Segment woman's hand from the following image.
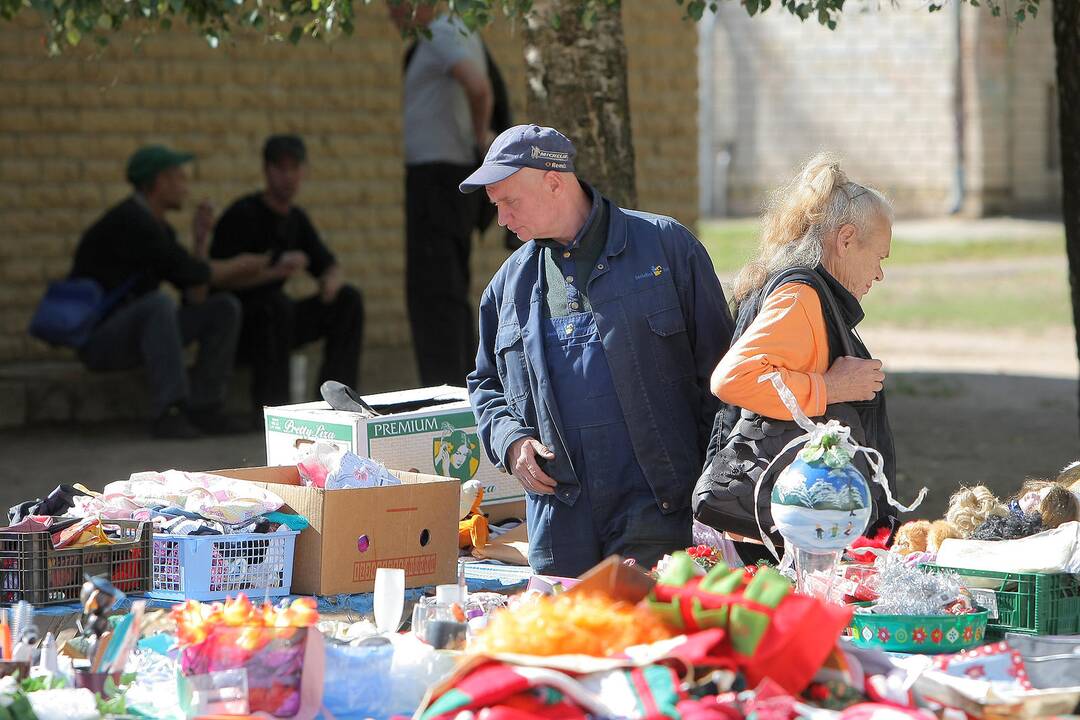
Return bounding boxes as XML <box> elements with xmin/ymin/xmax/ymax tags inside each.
<box><xmin>824</xmin><ymin>356</ymin><xmax>884</xmax><ymax>403</ymax></box>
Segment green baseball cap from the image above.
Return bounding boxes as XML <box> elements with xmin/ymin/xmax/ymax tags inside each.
<box><xmin>126</xmin><ymin>145</ymin><xmax>194</xmax><ymax>186</ymax></box>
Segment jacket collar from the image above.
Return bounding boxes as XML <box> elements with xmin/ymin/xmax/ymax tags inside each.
<box><xmin>816</xmin><ymin>265</ymin><xmax>866</xmax><ymax>329</ymax></box>
<box><xmin>515</xmin><ymin>186</ymin><xmax>627</xmax><ymax>265</ymax></box>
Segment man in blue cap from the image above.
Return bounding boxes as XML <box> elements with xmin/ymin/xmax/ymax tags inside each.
<box><xmin>465</xmin><ymin>125</ymin><xmax>735</xmax><ymax>576</ymax></box>
<box><xmin>69</xmin><ymin>145</ymin><xmax>266</xmax><ymax>438</ymax></box>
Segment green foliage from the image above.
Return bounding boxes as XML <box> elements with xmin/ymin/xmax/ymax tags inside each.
<box><xmin>0</xmin><ymin>0</ymin><xmax>1039</xmax><ymax>55</ymax></box>
<box><xmin>799</xmin><ymin>430</ymin><xmax>853</xmax><ymax>468</ymax></box>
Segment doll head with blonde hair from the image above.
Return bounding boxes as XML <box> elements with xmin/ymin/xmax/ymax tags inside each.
<box><xmin>945</xmin><ymin>485</ymin><xmax>1007</xmax><ymax>538</ymax></box>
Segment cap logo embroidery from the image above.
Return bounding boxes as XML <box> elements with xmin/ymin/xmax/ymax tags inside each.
<box><xmin>531</xmin><ymin>146</ymin><xmax>570</xmax><ymax>163</ymax></box>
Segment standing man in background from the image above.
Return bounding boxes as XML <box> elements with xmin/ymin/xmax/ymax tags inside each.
<box><xmin>392</xmin><ymin>1</ymin><xmax>494</xmax><ymax>387</ymax></box>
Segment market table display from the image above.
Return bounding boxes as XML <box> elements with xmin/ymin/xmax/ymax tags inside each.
<box><xmin>0</xmin><ymin>435</ymin><xmax>1078</xmax><ymax>718</ymax></box>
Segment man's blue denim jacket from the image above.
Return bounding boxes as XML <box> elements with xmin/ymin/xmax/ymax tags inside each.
<box><xmin>467</xmin><ymin>195</ymin><xmax>735</xmax><ymax>513</ymax></box>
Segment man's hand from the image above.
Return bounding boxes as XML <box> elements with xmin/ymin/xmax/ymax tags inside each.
<box><xmin>274</xmin><ymin>250</ymin><xmax>308</xmax><ymax>278</ymax></box>
<box><xmin>319</xmin><ymin>264</ymin><xmax>345</xmax><ymax>304</ymax></box>
<box><xmin>192</xmin><ymin>200</ymin><xmax>214</xmax><ymax>255</ymax></box>
<box><xmin>230</xmin><ymin>253</ymin><xmax>272</xmax><ymax>277</ymax></box>
<box><xmin>507</xmin><ymin>437</ymin><xmax>557</xmax><ymax>495</ymax></box>
<box><xmin>824</xmin><ymin>356</ymin><xmax>885</xmax><ymax>403</ymax></box>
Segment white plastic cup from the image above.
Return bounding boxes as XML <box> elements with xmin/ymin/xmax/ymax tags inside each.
<box><xmin>374</xmin><ymin>568</ymin><xmax>406</xmax><ymax>634</ymax></box>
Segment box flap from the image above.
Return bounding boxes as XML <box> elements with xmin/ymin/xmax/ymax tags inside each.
<box><xmin>265</xmin><ymin>385</ymin><xmax>470</xmax><ymax>419</ymax></box>
<box><xmin>362</xmin><ymin>385</ymin><xmax>468</xmax><ymax>406</ymax></box>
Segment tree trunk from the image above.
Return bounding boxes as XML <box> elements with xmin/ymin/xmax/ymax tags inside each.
<box><xmin>522</xmin><ymin>0</ymin><xmax>637</xmax><ymax>209</ymax></box>
<box><xmin>1052</xmin><ymin>0</ymin><xmax>1080</xmax><ymax>436</ymax></box>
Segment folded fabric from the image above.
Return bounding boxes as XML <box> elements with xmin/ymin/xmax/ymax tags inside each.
<box><xmin>9</xmin><ymin>484</ymin><xmax>90</xmax><ymax>524</ymax></box>
<box><xmin>69</xmin><ymin>493</ymin><xmax>153</xmax><ymax>522</ymax></box>
<box><xmin>107</xmin><ymin>470</ymin><xmax>284</xmax><ymax>525</ymax></box>
<box><xmin>148</xmin><ymin>505</ymin><xmax>208</xmax><ymax>521</ymax></box>
<box><xmin>52</xmin><ymin>518</ymin><xmax>114</xmax><ymax>549</ymax></box>
<box><xmin>0</xmin><ymin>515</ymin><xmax>57</xmax><ymax>533</ymax></box>
<box><xmin>420</xmin><ymin>660</ymin><xmax>686</xmax><ymax>720</ymax></box>
<box><xmin>326</xmin><ymin>452</ymin><xmax>400</xmax><ymax>489</ymax></box>
<box><xmin>156</xmin><ymin>516</ymin><xmax>223</xmax><ymax>536</ymax></box>
<box><xmin>936</xmin><ymin>521</ymin><xmax>1080</xmax><ymax>574</ymax></box>
<box><xmin>262</xmin><ymin>512</ymin><xmax>309</xmax><ymax>531</ymax></box>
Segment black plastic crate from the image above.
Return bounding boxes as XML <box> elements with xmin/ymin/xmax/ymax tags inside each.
<box><xmin>0</xmin><ymin>520</ymin><xmax>151</xmax><ymax>605</ymax></box>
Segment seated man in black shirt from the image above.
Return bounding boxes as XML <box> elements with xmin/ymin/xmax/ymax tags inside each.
<box><xmin>70</xmin><ymin>145</ymin><xmax>268</xmax><ymax>438</ymax></box>
<box><xmin>211</xmin><ymin>135</ymin><xmax>365</xmax><ymax>415</ymax></box>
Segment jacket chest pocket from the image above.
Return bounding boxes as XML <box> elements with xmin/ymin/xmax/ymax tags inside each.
<box><xmin>495</xmin><ymin>323</ymin><xmax>529</xmax><ymax>407</ymax></box>
<box><xmin>646</xmin><ymin>306</ymin><xmax>694</xmax><ymax>380</ymax></box>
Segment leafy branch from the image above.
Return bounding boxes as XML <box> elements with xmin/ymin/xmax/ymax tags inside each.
<box><xmin>0</xmin><ymin>0</ymin><xmax>1040</xmax><ymax>56</ymax></box>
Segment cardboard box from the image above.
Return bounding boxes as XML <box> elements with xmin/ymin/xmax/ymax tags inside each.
<box><xmin>263</xmin><ymin>386</ymin><xmax>525</xmax><ymax>512</ymax></box>
<box><xmin>214</xmin><ymin>465</ymin><xmax>459</xmax><ymax>596</ymax></box>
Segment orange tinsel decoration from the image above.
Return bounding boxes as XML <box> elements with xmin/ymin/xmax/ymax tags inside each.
<box><xmin>471</xmin><ymin>592</ymin><xmax>674</xmax><ymax>658</ymax></box>
<box><xmin>171</xmin><ymin>594</ymin><xmax>319</xmax><ymax>647</ymax></box>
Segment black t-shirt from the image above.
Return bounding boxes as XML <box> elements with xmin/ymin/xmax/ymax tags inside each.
<box><xmin>70</xmin><ymin>196</ymin><xmax>211</xmax><ymax>303</ymax></box>
<box><xmin>210</xmin><ymin>193</ymin><xmax>336</xmax><ymax>298</ymax></box>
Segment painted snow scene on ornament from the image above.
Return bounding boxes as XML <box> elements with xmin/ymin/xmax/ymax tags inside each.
<box><xmin>771</xmin><ymin>457</ymin><xmax>872</xmax><ymax>552</ymax></box>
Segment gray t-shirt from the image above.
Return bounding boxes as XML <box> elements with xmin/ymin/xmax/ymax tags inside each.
<box><xmin>404</xmin><ymin>15</ymin><xmax>487</xmax><ymax>166</ymax></box>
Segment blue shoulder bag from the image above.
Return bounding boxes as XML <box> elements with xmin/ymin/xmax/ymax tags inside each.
<box><xmin>28</xmin><ymin>275</ymin><xmax>138</xmax><ymax>349</ymax></box>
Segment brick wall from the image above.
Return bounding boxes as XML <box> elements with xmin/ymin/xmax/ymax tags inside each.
<box><xmin>707</xmin><ymin>2</ymin><xmax>958</xmax><ymax>217</ymax></box>
<box><xmin>0</xmin><ymin>0</ymin><xmax>698</xmax><ymax>390</ymax></box>
<box><xmin>704</xmin><ymin>2</ymin><xmax>1059</xmax><ymax>218</ymax></box>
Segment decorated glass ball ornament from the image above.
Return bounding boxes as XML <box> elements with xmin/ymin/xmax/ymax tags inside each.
<box><xmin>771</xmin><ymin>431</ymin><xmax>872</xmax><ymax>553</ymax></box>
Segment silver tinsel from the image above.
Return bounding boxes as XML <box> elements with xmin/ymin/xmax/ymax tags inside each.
<box><xmin>870</xmin><ymin>554</ymin><xmax>964</xmax><ymax>615</ymax></box>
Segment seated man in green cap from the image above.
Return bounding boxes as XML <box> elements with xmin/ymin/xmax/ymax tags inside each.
<box><xmin>68</xmin><ymin>145</ymin><xmax>268</xmax><ymax>438</ymax></box>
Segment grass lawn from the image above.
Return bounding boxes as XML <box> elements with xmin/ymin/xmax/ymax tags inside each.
<box><xmin>696</xmin><ymin>220</ymin><xmax>1066</xmax><ymax>275</ymax></box>
<box><xmin>697</xmin><ymin>220</ymin><xmax>1071</xmax><ymax>332</ymax></box>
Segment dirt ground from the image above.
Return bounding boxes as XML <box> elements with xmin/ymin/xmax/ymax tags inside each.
<box><xmin>0</xmin><ymin>335</ymin><xmax>1074</xmax><ymax>525</ymax></box>
<box><xmin>0</xmin><ymin>216</ymin><xmax>1076</xmax><ymax>525</ymax></box>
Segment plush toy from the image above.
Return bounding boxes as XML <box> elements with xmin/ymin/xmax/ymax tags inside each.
<box><xmin>458</xmin><ymin>480</ymin><xmax>489</xmax><ymax>550</ymax></box>
<box><xmin>848</xmin><ymin>526</ymin><xmax>891</xmax><ymax>563</ymax></box>
<box><xmin>891</xmin><ymin>520</ymin><xmax>930</xmax><ymax>555</ymax></box>
<box><xmin>927</xmin><ymin>519</ymin><xmax>960</xmax><ymax>552</ymax></box>
<box><xmin>945</xmin><ymin>486</ymin><xmax>1007</xmax><ymax>538</ymax></box>
<box><xmin>459</xmin><ymin>479</ymin><xmax>482</xmax><ymax>520</ymax></box>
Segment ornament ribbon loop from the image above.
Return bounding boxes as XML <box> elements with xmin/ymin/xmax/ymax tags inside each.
<box><xmin>751</xmin><ymin>373</ymin><xmax>926</xmax><ymax>562</ymax></box>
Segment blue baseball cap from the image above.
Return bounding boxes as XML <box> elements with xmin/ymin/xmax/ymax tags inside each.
<box><xmin>459</xmin><ymin>124</ymin><xmax>576</xmax><ymax>193</ymax></box>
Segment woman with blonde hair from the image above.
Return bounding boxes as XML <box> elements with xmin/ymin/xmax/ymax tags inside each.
<box><xmin>694</xmin><ymin>153</ymin><xmax>900</xmax><ymax>563</ymax></box>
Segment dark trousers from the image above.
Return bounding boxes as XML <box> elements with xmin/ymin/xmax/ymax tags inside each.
<box><xmin>78</xmin><ymin>290</ymin><xmax>242</xmax><ymax>416</ymax></box>
<box><xmin>405</xmin><ymin>163</ymin><xmax>480</xmax><ymax>387</ymax></box>
<box><xmin>237</xmin><ymin>285</ymin><xmax>365</xmax><ymax>409</ymax></box>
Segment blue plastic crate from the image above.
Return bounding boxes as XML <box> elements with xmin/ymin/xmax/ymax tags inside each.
<box><xmin>151</xmin><ymin>530</ymin><xmax>299</xmax><ymax>601</ymax></box>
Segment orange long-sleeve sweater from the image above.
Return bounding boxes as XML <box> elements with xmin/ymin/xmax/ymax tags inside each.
<box><xmin>711</xmin><ymin>282</ymin><xmax>830</xmax><ymax>420</ymax></box>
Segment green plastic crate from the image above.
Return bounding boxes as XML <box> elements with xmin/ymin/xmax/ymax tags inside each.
<box><xmin>925</xmin><ymin>564</ymin><xmax>1080</xmax><ymax>636</ymax></box>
